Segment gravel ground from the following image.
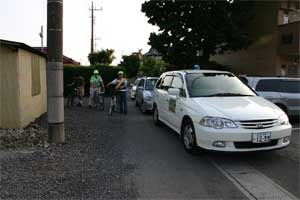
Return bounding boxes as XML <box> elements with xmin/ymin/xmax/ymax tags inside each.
<box><xmin>0</xmin><ymin>100</ymin><xmax>137</xmax><ymax>200</ymax></box>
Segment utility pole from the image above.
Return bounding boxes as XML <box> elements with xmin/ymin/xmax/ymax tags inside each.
<box><xmin>90</xmin><ymin>1</ymin><xmax>101</xmax><ymax>54</ymax></box>
<box><xmin>39</xmin><ymin>26</ymin><xmax>44</xmax><ymax>52</ymax></box>
<box><xmin>47</xmin><ymin>0</ymin><xmax>65</xmax><ymax>144</ymax></box>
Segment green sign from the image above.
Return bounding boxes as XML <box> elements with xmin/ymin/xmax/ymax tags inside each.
<box><xmin>169</xmin><ymin>98</ymin><xmax>176</xmax><ymax>113</ymax></box>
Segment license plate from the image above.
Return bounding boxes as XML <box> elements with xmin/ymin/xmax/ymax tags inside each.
<box><xmin>252</xmin><ymin>132</ymin><xmax>271</xmax><ymax>143</ymax></box>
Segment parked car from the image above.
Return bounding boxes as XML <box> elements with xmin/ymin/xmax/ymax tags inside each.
<box><xmin>130</xmin><ymin>78</ymin><xmax>141</xmax><ymax>100</ymax></box>
<box><xmin>136</xmin><ymin>77</ymin><xmax>159</xmax><ymax>113</ymax></box>
<box><xmin>153</xmin><ymin>70</ymin><xmax>292</xmax><ymax>153</ymax></box>
<box><xmin>240</xmin><ymin>76</ymin><xmax>300</xmax><ymax>117</ymax></box>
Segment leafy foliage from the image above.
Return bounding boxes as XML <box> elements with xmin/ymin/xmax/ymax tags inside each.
<box><xmin>139</xmin><ymin>57</ymin><xmax>168</xmax><ymax>77</ymax></box>
<box><xmin>88</xmin><ymin>49</ymin><xmax>115</xmax><ymax>65</ymax></box>
<box><xmin>119</xmin><ymin>53</ymin><xmax>142</xmax><ymax>78</ymax></box>
<box><xmin>142</xmin><ymin>0</ymin><xmax>255</xmax><ymax>68</ymax></box>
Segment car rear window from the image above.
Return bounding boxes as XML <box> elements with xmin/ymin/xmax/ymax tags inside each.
<box><xmin>255</xmin><ymin>79</ymin><xmax>280</xmax><ymax>92</ymax></box>
<box><xmin>279</xmin><ymin>80</ymin><xmax>300</xmax><ymax>93</ymax></box>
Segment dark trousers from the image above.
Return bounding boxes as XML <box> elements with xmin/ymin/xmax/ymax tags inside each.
<box><xmin>118</xmin><ymin>91</ymin><xmax>127</xmax><ymax>114</ymax></box>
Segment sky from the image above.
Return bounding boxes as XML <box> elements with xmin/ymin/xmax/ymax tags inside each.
<box><xmin>0</xmin><ymin>0</ymin><xmax>158</xmax><ymax>65</ymax></box>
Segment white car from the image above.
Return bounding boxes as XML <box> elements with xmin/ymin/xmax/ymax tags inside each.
<box><xmin>153</xmin><ymin>70</ymin><xmax>292</xmax><ymax>153</ymax></box>
<box><xmin>135</xmin><ymin>77</ymin><xmax>159</xmax><ymax>113</ymax></box>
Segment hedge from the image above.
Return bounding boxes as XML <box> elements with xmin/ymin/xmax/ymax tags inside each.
<box><xmin>64</xmin><ymin>65</ymin><xmax>125</xmax><ymax>96</ymax></box>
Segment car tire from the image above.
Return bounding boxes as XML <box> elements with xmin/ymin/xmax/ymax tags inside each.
<box><xmin>140</xmin><ymin>101</ymin><xmax>147</xmax><ymax>114</ymax></box>
<box><xmin>153</xmin><ymin>105</ymin><xmax>162</xmax><ymax>126</ymax></box>
<box><xmin>181</xmin><ymin>119</ymin><xmax>198</xmax><ymax>154</ymax></box>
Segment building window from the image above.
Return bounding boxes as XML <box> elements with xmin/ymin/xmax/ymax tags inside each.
<box><xmin>281</xmin><ymin>33</ymin><xmax>293</xmax><ymax>44</ymax></box>
<box><xmin>31</xmin><ymin>55</ymin><xmax>41</xmax><ymax>96</ymax></box>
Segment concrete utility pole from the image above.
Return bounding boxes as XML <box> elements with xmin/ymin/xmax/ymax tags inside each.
<box><xmin>47</xmin><ymin>0</ymin><xmax>65</xmax><ymax>144</ymax></box>
<box><xmin>39</xmin><ymin>26</ymin><xmax>44</xmax><ymax>52</ymax></box>
<box><xmin>90</xmin><ymin>1</ymin><xmax>101</xmax><ymax>54</ymax></box>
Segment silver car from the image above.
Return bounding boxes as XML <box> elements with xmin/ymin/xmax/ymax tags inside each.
<box><xmin>130</xmin><ymin>78</ymin><xmax>141</xmax><ymax>100</ymax></box>
<box><xmin>135</xmin><ymin>77</ymin><xmax>159</xmax><ymax>113</ymax></box>
<box><xmin>241</xmin><ymin>76</ymin><xmax>300</xmax><ymax>116</ymax></box>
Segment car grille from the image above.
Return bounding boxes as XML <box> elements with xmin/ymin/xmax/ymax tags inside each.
<box><xmin>234</xmin><ymin>140</ymin><xmax>278</xmax><ymax>149</ymax></box>
<box><xmin>237</xmin><ymin>119</ymin><xmax>277</xmax><ymax>129</ymax></box>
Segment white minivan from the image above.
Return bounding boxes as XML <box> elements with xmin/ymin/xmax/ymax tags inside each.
<box><xmin>153</xmin><ymin>70</ymin><xmax>292</xmax><ymax>153</ymax></box>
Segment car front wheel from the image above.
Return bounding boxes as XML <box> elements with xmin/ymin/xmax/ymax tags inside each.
<box><xmin>181</xmin><ymin>120</ymin><xmax>197</xmax><ymax>154</ymax></box>
<box><xmin>153</xmin><ymin>106</ymin><xmax>161</xmax><ymax>126</ymax></box>
<box><xmin>140</xmin><ymin>101</ymin><xmax>147</xmax><ymax>114</ymax></box>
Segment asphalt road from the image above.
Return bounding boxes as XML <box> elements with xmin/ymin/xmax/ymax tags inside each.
<box><xmin>1</xmin><ymin>98</ymin><xmax>298</xmax><ymax>199</ymax></box>
<box><xmin>121</xmin><ymin>100</ymin><xmax>300</xmax><ymax>200</ymax></box>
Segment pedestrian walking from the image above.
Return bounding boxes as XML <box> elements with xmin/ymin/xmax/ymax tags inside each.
<box><xmin>107</xmin><ymin>71</ymin><xmax>128</xmax><ymax>114</ymax></box>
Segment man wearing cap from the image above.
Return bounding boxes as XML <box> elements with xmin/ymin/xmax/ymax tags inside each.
<box><xmin>107</xmin><ymin>71</ymin><xmax>128</xmax><ymax>114</ymax></box>
<box><xmin>89</xmin><ymin>70</ymin><xmax>104</xmax><ymax>108</ymax></box>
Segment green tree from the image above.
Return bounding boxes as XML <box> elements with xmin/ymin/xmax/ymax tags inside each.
<box><xmin>119</xmin><ymin>53</ymin><xmax>142</xmax><ymax>78</ymax></box>
<box><xmin>88</xmin><ymin>49</ymin><xmax>115</xmax><ymax>65</ymax></box>
<box><xmin>142</xmin><ymin>0</ymin><xmax>255</xmax><ymax>68</ymax></box>
<box><xmin>139</xmin><ymin>57</ymin><xmax>168</xmax><ymax>77</ymax></box>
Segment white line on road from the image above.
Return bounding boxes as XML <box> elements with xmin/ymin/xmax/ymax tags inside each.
<box><xmin>210</xmin><ymin>159</ymin><xmax>256</xmax><ymax>200</ymax></box>
<box><xmin>209</xmin><ymin>158</ymin><xmax>299</xmax><ymax>200</ymax></box>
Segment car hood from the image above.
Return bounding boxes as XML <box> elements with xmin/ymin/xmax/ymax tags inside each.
<box><xmin>144</xmin><ymin>90</ymin><xmax>154</xmax><ymax>96</ymax></box>
<box><xmin>192</xmin><ymin>96</ymin><xmax>283</xmax><ymax>120</ymax></box>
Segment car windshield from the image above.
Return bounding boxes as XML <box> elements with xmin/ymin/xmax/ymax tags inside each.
<box><xmin>145</xmin><ymin>79</ymin><xmax>158</xmax><ymax>90</ymax></box>
<box><xmin>186</xmin><ymin>73</ymin><xmax>256</xmax><ymax>97</ymax></box>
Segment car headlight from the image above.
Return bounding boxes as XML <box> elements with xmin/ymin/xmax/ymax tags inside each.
<box><xmin>199</xmin><ymin>117</ymin><xmax>237</xmax><ymax>129</ymax></box>
<box><xmin>277</xmin><ymin>114</ymin><xmax>289</xmax><ymax>126</ymax></box>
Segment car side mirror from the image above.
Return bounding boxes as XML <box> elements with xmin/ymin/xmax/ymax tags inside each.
<box><xmin>168</xmin><ymin>88</ymin><xmax>180</xmax><ymax>97</ymax></box>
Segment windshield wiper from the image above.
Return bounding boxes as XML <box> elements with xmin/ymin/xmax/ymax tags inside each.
<box><xmin>205</xmin><ymin>93</ymin><xmax>254</xmax><ymax>97</ymax></box>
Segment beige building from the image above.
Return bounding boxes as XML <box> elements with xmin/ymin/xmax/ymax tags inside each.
<box><xmin>0</xmin><ymin>39</ymin><xmax>47</xmax><ymax>128</ymax></box>
<box><xmin>211</xmin><ymin>1</ymin><xmax>300</xmax><ymax>76</ymax></box>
